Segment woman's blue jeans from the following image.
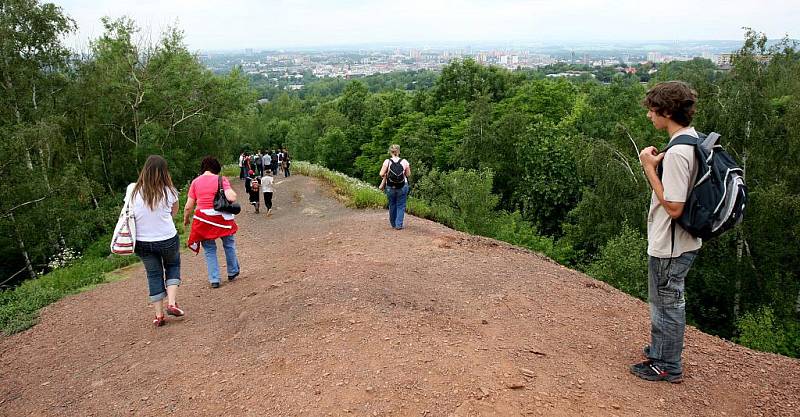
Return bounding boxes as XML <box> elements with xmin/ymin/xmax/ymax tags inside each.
<box><xmin>385</xmin><ymin>183</ymin><xmax>409</xmax><ymax>229</ymax></box>
<box><xmin>134</xmin><ymin>234</ymin><xmax>181</xmax><ymax>302</ymax></box>
<box><xmin>201</xmin><ymin>234</ymin><xmax>240</xmax><ymax>284</ymax></box>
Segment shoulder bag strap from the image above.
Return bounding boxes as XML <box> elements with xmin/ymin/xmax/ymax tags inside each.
<box><xmin>123</xmin><ymin>183</ymin><xmax>135</xmax><ymax>215</ymax></box>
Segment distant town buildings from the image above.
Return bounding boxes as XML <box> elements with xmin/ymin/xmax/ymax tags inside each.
<box><xmin>200</xmin><ymin>44</ymin><xmax>745</xmax><ymax>91</ymax></box>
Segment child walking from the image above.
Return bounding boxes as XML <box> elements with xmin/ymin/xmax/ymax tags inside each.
<box><xmin>261</xmin><ymin>169</ymin><xmax>275</xmax><ymax>215</ymax></box>
<box><xmin>248</xmin><ymin>173</ymin><xmax>261</xmax><ymax>213</ymax></box>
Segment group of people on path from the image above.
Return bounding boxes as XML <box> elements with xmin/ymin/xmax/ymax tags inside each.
<box><xmin>124</xmin><ymin>81</ymin><xmax>708</xmax><ymax>386</ymax></box>
<box><xmin>238</xmin><ymin>149</ymin><xmax>288</xmax><ymax>214</ymax></box>
<box><xmin>128</xmin><ymin>155</ymin><xmax>242</xmax><ymax>327</ymax></box>
<box><xmin>239</xmin><ymin>148</ymin><xmax>291</xmax><ymax>179</ymax></box>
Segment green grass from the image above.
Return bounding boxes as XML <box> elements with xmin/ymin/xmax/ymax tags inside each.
<box><xmin>221</xmin><ymin>164</ymin><xmax>240</xmax><ymax>177</ymax></box>
<box><xmin>294</xmin><ymin>161</ymin><xmax>387</xmax><ymax>208</ymax></box>
<box><xmin>0</xmin><ymin>243</ymin><xmax>140</xmax><ymax>334</ymax></box>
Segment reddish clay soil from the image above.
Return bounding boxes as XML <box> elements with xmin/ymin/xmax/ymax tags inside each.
<box><xmin>1</xmin><ymin>175</ymin><xmax>799</xmax><ymax>417</ymax></box>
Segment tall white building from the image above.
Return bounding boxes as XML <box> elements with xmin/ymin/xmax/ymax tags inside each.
<box><xmin>647</xmin><ymin>52</ymin><xmax>662</xmax><ymax>63</ymax></box>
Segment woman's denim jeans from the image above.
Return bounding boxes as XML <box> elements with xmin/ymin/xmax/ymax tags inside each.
<box><xmin>647</xmin><ymin>250</ymin><xmax>698</xmax><ymax>374</ymax></box>
<box><xmin>134</xmin><ymin>234</ymin><xmax>181</xmax><ymax>302</ymax></box>
<box><xmin>201</xmin><ymin>234</ymin><xmax>240</xmax><ymax>284</ymax></box>
<box><xmin>385</xmin><ymin>183</ymin><xmax>409</xmax><ymax>229</ymax></box>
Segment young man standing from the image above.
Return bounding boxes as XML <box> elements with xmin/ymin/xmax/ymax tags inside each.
<box><xmin>633</xmin><ymin>81</ymin><xmax>702</xmax><ymax>383</ymax></box>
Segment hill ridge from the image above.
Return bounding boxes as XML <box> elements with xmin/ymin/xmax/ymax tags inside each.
<box><xmin>1</xmin><ymin>175</ymin><xmax>798</xmax><ymax>416</ymax></box>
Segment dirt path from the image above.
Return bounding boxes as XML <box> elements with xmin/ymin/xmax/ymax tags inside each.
<box><xmin>2</xmin><ymin>175</ymin><xmax>799</xmax><ymax>417</ymax></box>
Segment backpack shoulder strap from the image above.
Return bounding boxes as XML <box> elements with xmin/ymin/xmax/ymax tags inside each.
<box><xmin>662</xmin><ymin>134</ymin><xmax>698</xmax><ymax>153</ymax></box>
<box><xmin>658</xmin><ymin>135</ymin><xmax>699</xmax><ymax>178</ymax></box>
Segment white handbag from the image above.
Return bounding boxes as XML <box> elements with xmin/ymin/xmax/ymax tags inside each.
<box><xmin>110</xmin><ymin>184</ymin><xmax>137</xmax><ymax>255</ymax></box>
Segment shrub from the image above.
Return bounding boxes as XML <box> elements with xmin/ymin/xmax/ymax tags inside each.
<box><xmin>585</xmin><ymin>224</ymin><xmax>649</xmax><ymax>300</ymax></box>
<box><xmin>736</xmin><ymin>307</ymin><xmax>787</xmax><ymax>354</ymax></box>
<box><xmin>414</xmin><ymin>168</ymin><xmax>499</xmax><ymax>235</ymax></box>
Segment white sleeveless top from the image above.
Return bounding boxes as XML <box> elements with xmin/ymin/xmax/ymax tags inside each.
<box><xmin>129</xmin><ymin>184</ymin><xmax>178</xmax><ymax>242</ymax></box>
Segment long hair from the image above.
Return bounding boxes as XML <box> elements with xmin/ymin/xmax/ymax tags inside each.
<box><xmin>133</xmin><ymin>155</ymin><xmax>177</xmax><ymax>210</ymax></box>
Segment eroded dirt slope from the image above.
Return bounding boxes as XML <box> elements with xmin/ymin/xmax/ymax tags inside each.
<box><xmin>2</xmin><ymin>175</ymin><xmax>798</xmax><ymax>417</ymax></box>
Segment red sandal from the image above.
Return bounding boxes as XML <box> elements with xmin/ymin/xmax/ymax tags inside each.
<box><xmin>153</xmin><ymin>314</ymin><xmax>165</xmax><ymax>327</ymax></box>
<box><xmin>166</xmin><ymin>304</ymin><xmax>184</xmax><ymax>317</ymax></box>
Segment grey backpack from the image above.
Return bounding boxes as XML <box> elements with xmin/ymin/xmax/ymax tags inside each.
<box><xmin>660</xmin><ymin>132</ymin><xmax>747</xmax><ymax>240</ymax></box>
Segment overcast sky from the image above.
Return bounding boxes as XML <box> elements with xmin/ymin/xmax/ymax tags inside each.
<box><xmin>55</xmin><ymin>0</ymin><xmax>799</xmax><ymax>50</ymax></box>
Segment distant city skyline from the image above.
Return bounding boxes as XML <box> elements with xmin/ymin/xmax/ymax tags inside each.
<box><xmin>55</xmin><ymin>0</ymin><xmax>799</xmax><ymax>51</ymax></box>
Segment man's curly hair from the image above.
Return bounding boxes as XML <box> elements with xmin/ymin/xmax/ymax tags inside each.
<box><xmin>642</xmin><ymin>81</ymin><xmax>697</xmax><ymax>127</ymax></box>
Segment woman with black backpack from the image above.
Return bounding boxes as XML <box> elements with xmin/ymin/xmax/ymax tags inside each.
<box><xmin>379</xmin><ymin>144</ymin><xmax>411</xmax><ymax>230</ymax></box>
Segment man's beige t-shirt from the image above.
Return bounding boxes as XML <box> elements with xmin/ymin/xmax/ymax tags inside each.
<box><xmin>647</xmin><ymin>127</ymin><xmax>703</xmax><ymax>258</ymax></box>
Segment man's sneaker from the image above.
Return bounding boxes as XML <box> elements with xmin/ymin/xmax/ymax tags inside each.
<box><xmin>629</xmin><ymin>361</ymin><xmax>683</xmax><ymax>383</ymax></box>
<box><xmin>166</xmin><ymin>304</ymin><xmax>184</xmax><ymax>317</ymax></box>
<box><xmin>228</xmin><ymin>272</ymin><xmax>239</xmax><ymax>282</ymax></box>
<box><xmin>211</xmin><ymin>282</ymin><xmax>220</xmax><ymax>289</ymax></box>
<box><xmin>153</xmin><ymin>315</ymin><xmax>165</xmax><ymax>327</ymax></box>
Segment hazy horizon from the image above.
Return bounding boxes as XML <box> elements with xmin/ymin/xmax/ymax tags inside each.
<box><xmin>55</xmin><ymin>0</ymin><xmax>799</xmax><ymax>51</ymax></box>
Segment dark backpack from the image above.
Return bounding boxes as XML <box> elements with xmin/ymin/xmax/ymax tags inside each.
<box><xmin>386</xmin><ymin>159</ymin><xmax>405</xmax><ymax>188</ymax></box>
<box><xmin>659</xmin><ymin>132</ymin><xmax>747</xmax><ymax>241</ymax></box>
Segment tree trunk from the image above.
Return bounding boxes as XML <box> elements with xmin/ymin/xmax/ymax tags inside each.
<box><xmin>796</xmin><ymin>288</ymin><xmax>800</xmax><ymax>315</ymax></box>
<box><xmin>39</xmin><ymin>147</ymin><xmax>51</xmax><ymax>191</ymax></box>
<box><xmin>74</xmin><ymin>138</ymin><xmax>100</xmax><ymax>209</ymax></box>
<box><xmin>99</xmin><ymin>134</ymin><xmax>114</xmax><ymax>193</ymax></box>
<box><xmin>734</xmin><ymin>124</ymin><xmax>751</xmax><ymax>320</ymax></box>
<box><xmin>9</xmin><ymin>213</ymin><xmax>37</xmax><ymax>280</ymax></box>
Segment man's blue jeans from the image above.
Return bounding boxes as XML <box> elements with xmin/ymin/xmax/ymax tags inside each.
<box><xmin>385</xmin><ymin>183</ymin><xmax>409</xmax><ymax>229</ymax></box>
<box><xmin>647</xmin><ymin>250</ymin><xmax>698</xmax><ymax>374</ymax></box>
<box><xmin>134</xmin><ymin>234</ymin><xmax>181</xmax><ymax>302</ymax></box>
<box><xmin>201</xmin><ymin>234</ymin><xmax>240</xmax><ymax>284</ymax></box>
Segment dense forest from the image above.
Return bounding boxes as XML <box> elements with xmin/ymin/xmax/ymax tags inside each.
<box><xmin>1</xmin><ymin>1</ymin><xmax>254</xmax><ymax>287</ymax></box>
<box><xmin>1</xmin><ymin>0</ymin><xmax>798</xmax><ymax>357</ymax></box>
<box><xmin>245</xmin><ymin>33</ymin><xmax>800</xmax><ymax>357</ymax></box>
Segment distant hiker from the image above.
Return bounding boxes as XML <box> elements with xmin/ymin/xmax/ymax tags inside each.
<box><xmin>243</xmin><ymin>152</ymin><xmax>252</xmax><ymax>176</ymax></box>
<box><xmin>282</xmin><ymin>148</ymin><xmax>291</xmax><ymax>177</ymax></box>
<box><xmin>632</xmin><ymin>81</ymin><xmax>703</xmax><ymax>383</ymax></box>
<box><xmin>261</xmin><ymin>169</ymin><xmax>275</xmax><ymax>215</ymax></box>
<box><xmin>270</xmin><ymin>149</ymin><xmax>279</xmax><ymax>177</ymax></box>
<box><xmin>238</xmin><ymin>152</ymin><xmax>246</xmax><ymax>179</ymax></box>
<box><xmin>255</xmin><ymin>150</ymin><xmax>264</xmax><ymax>177</ymax></box>
<box><xmin>130</xmin><ymin>155</ymin><xmax>183</xmax><ymax>327</ymax></box>
<box><xmin>276</xmin><ymin>149</ymin><xmax>284</xmax><ymax>175</ymax></box>
<box><xmin>379</xmin><ymin>144</ymin><xmax>411</xmax><ymax>230</ymax></box>
<box><xmin>262</xmin><ymin>151</ymin><xmax>272</xmax><ymax>176</ymax></box>
<box><xmin>248</xmin><ymin>174</ymin><xmax>261</xmax><ymax>213</ymax></box>
<box><xmin>184</xmin><ymin>156</ymin><xmax>241</xmax><ymax>289</ymax></box>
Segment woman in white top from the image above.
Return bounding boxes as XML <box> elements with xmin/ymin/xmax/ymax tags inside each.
<box><xmin>379</xmin><ymin>144</ymin><xmax>411</xmax><ymax>230</ymax></box>
<box><xmin>130</xmin><ymin>155</ymin><xmax>183</xmax><ymax>327</ymax></box>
